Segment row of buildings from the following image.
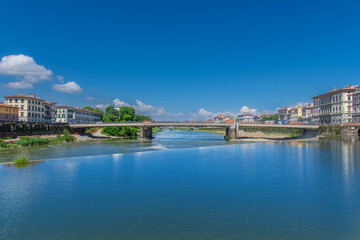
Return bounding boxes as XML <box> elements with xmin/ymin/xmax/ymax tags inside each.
<box><xmin>279</xmin><ymin>85</ymin><xmax>360</xmax><ymax>125</ymax></box>
<box><xmin>210</xmin><ymin>113</ymin><xmax>275</xmax><ymax>124</ymax></box>
<box><xmin>209</xmin><ymin>85</ymin><xmax>360</xmax><ymax>125</ymax></box>
<box><xmin>0</xmin><ymin>94</ymin><xmax>102</xmax><ymax>123</ymax></box>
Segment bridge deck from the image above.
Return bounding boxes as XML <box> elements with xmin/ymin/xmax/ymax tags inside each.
<box><xmin>70</xmin><ymin>123</ymin><xmax>319</xmax><ymax>130</ymax></box>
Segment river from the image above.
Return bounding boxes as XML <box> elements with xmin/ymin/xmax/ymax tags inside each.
<box><xmin>0</xmin><ymin>130</ymin><xmax>360</xmax><ymax>239</ymax></box>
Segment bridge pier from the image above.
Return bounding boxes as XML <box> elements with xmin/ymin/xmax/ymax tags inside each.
<box><xmin>140</xmin><ymin>127</ymin><xmax>153</xmax><ymax>140</ymax></box>
<box><xmin>225</xmin><ymin>127</ymin><xmax>238</xmax><ymax>140</ymax></box>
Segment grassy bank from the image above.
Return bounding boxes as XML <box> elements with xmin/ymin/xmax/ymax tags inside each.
<box><xmin>152</xmin><ymin>127</ymin><xmax>164</xmax><ymax>134</ymax></box>
<box><xmin>195</xmin><ymin>128</ymin><xmax>225</xmax><ymax>135</ymax></box>
<box><xmin>0</xmin><ymin>129</ymin><xmax>75</xmax><ymax>148</ymax></box>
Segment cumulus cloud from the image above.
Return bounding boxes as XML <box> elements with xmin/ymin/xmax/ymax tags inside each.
<box><xmin>52</xmin><ymin>81</ymin><xmax>82</xmax><ymax>94</ymax></box>
<box><xmin>95</xmin><ymin>104</ymin><xmax>110</xmax><ymax>110</ymax></box>
<box><xmin>5</xmin><ymin>81</ymin><xmax>33</xmax><ymax>89</ymax></box>
<box><xmin>107</xmin><ymin>98</ymin><xmax>183</xmax><ymax>120</ymax></box>
<box><xmin>134</xmin><ymin>99</ymin><xmax>167</xmax><ymax>117</ymax></box>
<box><xmin>113</xmin><ymin>98</ymin><xmax>130</xmax><ymax>108</ymax></box>
<box><xmin>240</xmin><ymin>106</ymin><xmax>257</xmax><ymax>114</ymax></box>
<box><xmin>0</xmin><ymin>54</ymin><xmax>52</xmax><ymax>89</ymax></box>
<box><xmin>198</xmin><ymin>108</ymin><xmax>215</xmax><ymax>118</ymax></box>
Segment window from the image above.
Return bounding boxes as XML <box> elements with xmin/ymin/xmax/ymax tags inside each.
<box><xmin>21</xmin><ymin>112</ymin><xmax>24</xmax><ymax>117</ymax></box>
<box><xmin>21</xmin><ymin>105</ymin><xmax>24</xmax><ymax>110</ymax></box>
<box><xmin>5</xmin><ymin>114</ymin><xmax>8</xmax><ymax>119</ymax></box>
<box><xmin>21</xmin><ymin>99</ymin><xmax>24</xmax><ymax>103</ymax></box>
<box><xmin>9</xmin><ymin>99</ymin><xmax>12</xmax><ymax>103</ymax></box>
<box><xmin>13</xmin><ymin>109</ymin><xmax>15</xmax><ymax>113</ymax></box>
<box><xmin>28</xmin><ymin>100</ymin><xmax>31</xmax><ymax>103</ymax></box>
<box><xmin>15</xmin><ymin>99</ymin><xmax>18</xmax><ymax>103</ymax></box>
<box><xmin>5</xmin><ymin>108</ymin><xmax>8</xmax><ymax>112</ymax></box>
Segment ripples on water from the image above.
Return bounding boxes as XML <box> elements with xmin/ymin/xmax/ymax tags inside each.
<box><xmin>0</xmin><ymin>131</ymin><xmax>360</xmax><ymax>240</ymax></box>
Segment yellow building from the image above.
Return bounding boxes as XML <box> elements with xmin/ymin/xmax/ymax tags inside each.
<box><xmin>0</xmin><ymin>103</ymin><xmax>19</xmax><ymax>121</ymax></box>
<box><xmin>4</xmin><ymin>94</ymin><xmax>51</xmax><ymax>122</ymax></box>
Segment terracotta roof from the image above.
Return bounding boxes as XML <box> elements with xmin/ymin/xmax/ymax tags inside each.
<box><xmin>312</xmin><ymin>87</ymin><xmax>356</xmax><ymax>99</ymax></box>
<box><xmin>238</xmin><ymin>113</ymin><xmax>253</xmax><ymax>116</ymax></box>
<box><xmin>4</xmin><ymin>94</ymin><xmax>44</xmax><ymax>100</ymax></box>
<box><xmin>44</xmin><ymin>100</ymin><xmax>57</xmax><ymax>105</ymax></box>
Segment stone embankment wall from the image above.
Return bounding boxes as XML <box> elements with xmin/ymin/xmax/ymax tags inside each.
<box><xmin>0</xmin><ymin>121</ymin><xmax>70</xmax><ymax>138</ymax></box>
<box><xmin>317</xmin><ymin>125</ymin><xmax>359</xmax><ymax>138</ymax></box>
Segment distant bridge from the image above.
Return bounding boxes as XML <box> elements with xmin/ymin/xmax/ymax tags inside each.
<box><xmin>69</xmin><ymin>122</ymin><xmax>319</xmax><ymax>139</ymax></box>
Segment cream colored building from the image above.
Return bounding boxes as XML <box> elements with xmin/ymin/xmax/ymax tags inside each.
<box><xmin>4</xmin><ymin>94</ymin><xmax>55</xmax><ymax>123</ymax></box>
<box><xmin>56</xmin><ymin>105</ymin><xmax>102</xmax><ymax>124</ymax></box>
<box><xmin>312</xmin><ymin>86</ymin><xmax>356</xmax><ymax>124</ymax></box>
<box><xmin>352</xmin><ymin>86</ymin><xmax>360</xmax><ymax>123</ymax></box>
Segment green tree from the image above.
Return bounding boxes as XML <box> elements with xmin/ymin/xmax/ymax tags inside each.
<box><xmin>105</xmin><ymin>106</ymin><xmax>119</xmax><ymax>121</ymax></box>
<box><xmin>123</xmin><ymin>114</ymin><xmax>132</xmax><ymax>121</ymax></box>
<box><xmin>93</xmin><ymin>108</ymin><xmax>104</xmax><ymax>115</ymax></box>
<box><xmin>83</xmin><ymin>106</ymin><xmax>95</xmax><ymax>111</ymax></box>
<box><xmin>119</xmin><ymin>107</ymin><xmax>135</xmax><ymax>120</ymax></box>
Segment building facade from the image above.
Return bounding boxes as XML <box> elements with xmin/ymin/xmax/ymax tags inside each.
<box><xmin>4</xmin><ymin>94</ymin><xmax>49</xmax><ymax>122</ymax></box>
<box><xmin>289</xmin><ymin>106</ymin><xmax>303</xmax><ymax>123</ymax></box>
<box><xmin>0</xmin><ymin>103</ymin><xmax>19</xmax><ymax>121</ymax></box>
<box><xmin>237</xmin><ymin>113</ymin><xmax>256</xmax><ymax>123</ymax></box>
<box><xmin>44</xmin><ymin>101</ymin><xmax>56</xmax><ymax>123</ymax></box>
<box><xmin>312</xmin><ymin>86</ymin><xmax>356</xmax><ymax>124</ymax></box>
<box><xmin>56</xmin><ymin>106</ymin><xmax>102</xmax><ymax>124</ymax></box>
<box><xmin>300</xmin><ymin>103</ymin><xmax>313</xmax><ymax>124</ymax></box>
<box><xmin>278</xmin><ymin>107</ymin><xmax>291</xmax><ymax>122</ymax></box>
<box><xmin>352</xmin><ymin>87</ymin><xmax>360</xmax><ymax>123</ymax></box>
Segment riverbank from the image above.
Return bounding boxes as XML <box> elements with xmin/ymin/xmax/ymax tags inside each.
<box><xmin>194</xmin><ymin>128</ymin><xmax>225</xmax><ymax>135</ymax></box>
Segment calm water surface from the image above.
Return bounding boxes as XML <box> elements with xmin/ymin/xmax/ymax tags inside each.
<box><xmin>1</xmin><ymin>131</ymin><xmax>360</xmax><ymax>240</ymax></box>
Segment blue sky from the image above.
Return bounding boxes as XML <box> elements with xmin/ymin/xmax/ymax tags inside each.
<box><xmin>0</xmin><ymin>0</ymin><xmax>360</xmax><ymax>119</ymax></box>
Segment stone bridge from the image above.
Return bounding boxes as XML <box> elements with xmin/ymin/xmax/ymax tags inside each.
<box><xmin>70</xmin><ymin>122</ymin><xmax>320</xmax><ymax>140</ymax></box>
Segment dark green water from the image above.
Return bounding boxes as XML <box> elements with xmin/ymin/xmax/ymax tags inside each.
<box><xmin>1</xmin><ymin>131</ymin><xmax>360</xmax><ymax>240</ymax></box>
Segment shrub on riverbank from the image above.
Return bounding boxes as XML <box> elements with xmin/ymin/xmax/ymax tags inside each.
<box><xmin>224</xmin><ymin>135</ymin><xmax>231</xmax><ymax>140</ymax></box>
<box><xmin>17</xmin><ymin>137</ymin><xmax>50</xmax><ymax>146</ymax></box>
<box><xmin>102</xmin><ymin>126</ymin><xmax>138</xmax><ymax>138</ymax></box>
<box><xmin>54</xmin><ymin>129</ymin><xmax>75</xmax><ymax>142</ymax></box>
<box><xmin>0</xmin><ymin>139</ymin><xmax>6</xmax><ymax>148</ymax></box>
<box><xmin>152</xmin><ymin>127</ymin><xmax>163</xmax><ymax>134</ymax></box>
<box><xmin>14</xmin><ymin>157</ymin><xmax>31</xmax><ymax>167</ymax></box>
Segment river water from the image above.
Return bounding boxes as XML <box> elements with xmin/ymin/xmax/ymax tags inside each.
<box><xmin>1</xmin><ymin>131</ymin><xmax>360</xmax><ymax>239</ymax></box>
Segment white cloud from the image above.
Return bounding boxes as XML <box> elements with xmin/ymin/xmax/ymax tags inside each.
<box><xmin>95</xmin><ymin>104</ymin><xmax>110</xmax><ymax>110</ymax></box>
<box><xmin>56</xmin><ymin>75</ymin><xmax>64</xmax><ymax>83</ymax></box>
<box><xmin>85</xmin><ymin>96</ymin><xmax>95</xmax><ymax>101</ymax></box>
<box><xmin>113</xmin><ymin>98</ymin><xmax>130</xmax><ymax>108</ymax></box>
<box><xmin>198</xmin><ymin>108</ymin><xmax>215</xmax><ymax>118</ymax></box>
<box><xmin>52</xmin><ymin>81</ymin><xmax>82</xmax><ymax>94</ymax></box>
<box><xmin>240</xmin><ymin>106</ymin><xmax>257</xmax><ymax>114</ymax></box>
<box><xmin>0</xmin><ymin>54</ymin><xmax>52</xmax><ymax>89</ymax></box>
<box><xmin>109</xmin><ymin>98</ymin><xmax>183</xmax><ymax>120</ymax></box>
<box><xmin>4</xmin><ymin>81</ymin><xmax>33</xmax><ymax>89</ymax></box>
<box><xmin>134</xmin><ymin>99</ymin><xmax>167</xmax><ymax>117</ymax></box>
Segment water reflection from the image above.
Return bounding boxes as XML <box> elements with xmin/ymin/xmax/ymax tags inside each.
<box><xmin>1</xmin><ymin>133</ymin><xmax>360</xmax><ymax>239</ymax></box>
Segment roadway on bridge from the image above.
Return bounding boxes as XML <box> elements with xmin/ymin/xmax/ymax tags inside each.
<box><xmin>70</xmin><ymin>122</ymin><xmax>319</xmax><ymax>130</ymax></box>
